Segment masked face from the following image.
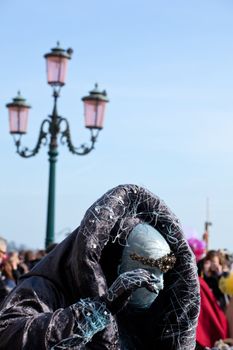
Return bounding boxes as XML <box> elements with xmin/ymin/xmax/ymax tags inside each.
<box><xmin>129</xmin><ymin>265</ymin><xmax>164</xmax><ymax>309</ymax></box>
<box><xmin>119</xmin><ymin>223</ymin><xmax>171</xmax><ymax>309</ymax></box>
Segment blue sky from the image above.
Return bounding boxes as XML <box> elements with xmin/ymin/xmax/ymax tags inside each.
<box><xmin>0</xmin><ymin>0</ymin><xmax>233</xmax><ymax>249</ymax></box>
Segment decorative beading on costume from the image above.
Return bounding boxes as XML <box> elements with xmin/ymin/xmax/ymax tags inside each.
<box><xmin>52</xmin><ymin>298</ymin><xmax>111</xmax><ymax>349</ymax></box>
<box><xmin>106</xmin><ymin>269</ymin><xmax>159</xmax><ymax>303</ymax></box>
<box><xmin>73</xmin><ymin>299</ymin><xmax>111</xmax><ymax>342</ymax></box>
<box><xmin>130</xmin><ymin>251</ymin><xmax>176</xmax><ymax>273</ymax></box>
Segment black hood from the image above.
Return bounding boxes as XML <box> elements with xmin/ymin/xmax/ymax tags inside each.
<box><xmin>22</xmin><ymin>184</ymin><xmax>200</xmax><ymax>349</ymax></box>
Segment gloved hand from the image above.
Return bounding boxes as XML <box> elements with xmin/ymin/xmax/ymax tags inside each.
<box><xmin>102</xmin><ymin>268</ymin><xmax>160</xmax><ymax>314</ymax></box>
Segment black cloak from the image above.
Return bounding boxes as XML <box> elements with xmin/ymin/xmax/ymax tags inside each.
<box><xmin>0</xmin><ymin>184</ymin><xmax>200</xmax><ymax>349</ymax></box>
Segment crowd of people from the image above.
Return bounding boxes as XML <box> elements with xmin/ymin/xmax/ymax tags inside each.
<box><xmin>189</xmin><ymin>240</ymin><xmax>233</xmax><ymax>350</ymax></box>
<box><xmin>0</xmin><ymin>237</ymin><xmax>57</xmax><ymax>300</ymax></box>
<box><xmin>1</xmin><ymin>243</ymin><xmax>232</xmax><ymax>349</ymax></box>
<box><xmin>0</xmin><ymin>243</ymin><xmax>232</xmax><ymax>350</ymax></box>
<box><xmin>0</xmin><ymin>184</ymin><xmax>231</xmax><ymax>349</ymax></box>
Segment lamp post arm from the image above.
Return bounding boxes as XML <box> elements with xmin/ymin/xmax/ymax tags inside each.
<box><xmin>13</xmin><ymin>119</ymin><xmax>50</xmax><ymax>158</ymax></box>
<box><xmin>59</xmin><ymin>117</ymin><xmax>99</xmax><ymax>156</ymax></box>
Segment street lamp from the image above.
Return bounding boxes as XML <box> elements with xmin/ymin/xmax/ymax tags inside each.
<box><xmin>6</xmin><ymin>42</ymin><xmax>109</xmax><ymax>248</ymax></box>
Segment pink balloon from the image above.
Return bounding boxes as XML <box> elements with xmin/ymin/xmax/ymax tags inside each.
<box><xmin>187</xmin><ymin>237</ymin><xmax>206</xmax><ymax>261</ymax></box>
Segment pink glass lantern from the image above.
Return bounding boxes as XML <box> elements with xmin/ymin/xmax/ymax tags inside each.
<box><xmin>82</xmin><ymin>84</ymin><xmax>109</xmax><ymax>129</ymax></box>
<box><xmin>44</xmin><ymin>42</ymin><xmax>73</xmax><ymax>86</ymax></box>
<box><xmin>6</xmin><ymin>92</ymin><xmax>31</xmax><ymax>134</ymax></box>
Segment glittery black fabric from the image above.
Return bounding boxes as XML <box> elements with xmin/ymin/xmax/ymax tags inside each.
<box><xmin>0</xmin><ymin>184</ymin><xmax>200</xmax><ymax>349</ymax></box>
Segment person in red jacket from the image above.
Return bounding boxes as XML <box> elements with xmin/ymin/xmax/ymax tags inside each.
<box><xmin>196</xmin><ymin>276</ymin><xmax>229</xmax><ymax>349</ymax></box>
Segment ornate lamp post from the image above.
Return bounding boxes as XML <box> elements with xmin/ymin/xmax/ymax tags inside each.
<box><xmin>6</xmin><ymin>42</ymin><xmax>109</xmax><ymax>248</ymax></box>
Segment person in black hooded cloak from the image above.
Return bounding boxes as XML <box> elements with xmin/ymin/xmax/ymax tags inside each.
<box><xmin>0</xmin><ymin>184</ymin><xmax>200</xmax><ymax>349</ymax></box>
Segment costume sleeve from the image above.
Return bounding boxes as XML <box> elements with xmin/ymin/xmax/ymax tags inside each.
<box><xmin>51</xmin><ymin>299</ymin><xmax>111</xmax><ymax>349</ymax></box>
<box><xmin>0</xmin><ymin>280</ymin><xmax>111</xmax><ymax>350</ymax></box>
<box><xmin>0</xmin><ymin>277</ymin><xmax>8</xmax><ymax>303</ymax></box>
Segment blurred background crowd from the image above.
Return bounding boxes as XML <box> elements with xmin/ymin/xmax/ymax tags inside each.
<box><xmin>188</xmin><ymin>236</ymin><xmax>233</xmax><ymax>350</ymax></box>
<box><xmin>1</xmin><ymin>234</ymin><xmax>233</xmax><ymax>350</ymax></box>
<box><xmin>0</xmin><ymin>238</ymin><xmax>57</xmax><ymax>300</ymax></box>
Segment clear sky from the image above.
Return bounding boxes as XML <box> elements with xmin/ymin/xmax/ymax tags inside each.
<box><xmin>0</xmin><ymin>0</ymin><xmax>233</xmax><ymax>250</ymax></box>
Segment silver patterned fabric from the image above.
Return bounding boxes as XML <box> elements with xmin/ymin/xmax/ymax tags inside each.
<box><xmin>0</xmin><ymin>184</ymin><xmax>200</xmax><ymax>349</ymax></box>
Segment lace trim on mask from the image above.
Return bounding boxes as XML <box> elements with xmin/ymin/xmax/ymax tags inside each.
<box><xmin>130</xmin><ymin>252</ymin><xmax>176</xmax><ymax>273</ymax></box>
